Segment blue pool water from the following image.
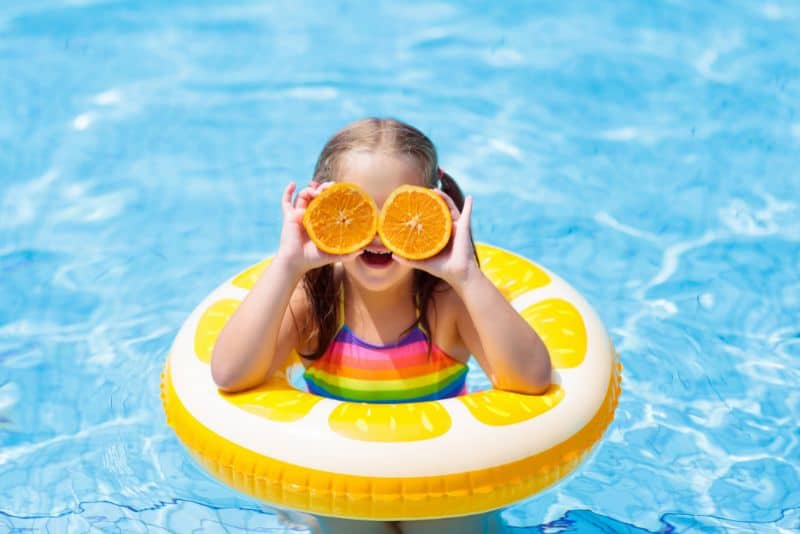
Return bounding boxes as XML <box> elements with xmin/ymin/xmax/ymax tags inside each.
<box><xmin>2</xmin><ymin>1</ymin><xmax>799</xmax><ymax>532</ymax></box>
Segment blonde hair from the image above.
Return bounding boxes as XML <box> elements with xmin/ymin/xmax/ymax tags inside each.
<box><xmin>312</xmin><ymin>117</ymin><xmax>438</xmax><ymax>187</ymax></box>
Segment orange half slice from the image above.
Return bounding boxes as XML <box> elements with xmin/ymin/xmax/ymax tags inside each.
<box><xmin>378</xmin><ymin>185</ymin><xmax>452</xmax><ymax>260</ymax></box>
<box><xmin>303</xmin><ymin>182</ymin><xmax>378</xmax><ymax>255</ymax></box>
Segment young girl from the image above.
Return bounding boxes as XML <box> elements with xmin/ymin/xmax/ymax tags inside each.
<box><xmin>210</xmin><ymin>118</ymin><xmax>552</xmax><ymax>534</ymax></box>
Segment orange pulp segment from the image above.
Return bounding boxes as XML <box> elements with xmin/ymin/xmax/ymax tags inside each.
<box><xmin>302</xmin><ymin>182</ymin><xmax>378</xmax><ymax>255</ymax></box>
<box><xmin>378</xmin><ymin>185</ymin><xmax>452</xmax><ymax>260</ymax></box>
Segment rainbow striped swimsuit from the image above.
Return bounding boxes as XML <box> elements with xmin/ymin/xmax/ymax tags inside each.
<box><xmin>302</xmin><ymin>291</ymin><xmax>468</xmax><ymax>403</ymax></box>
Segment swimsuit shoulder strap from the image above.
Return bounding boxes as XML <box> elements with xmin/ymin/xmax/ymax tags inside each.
<box><xmin>337</xmin><ymin>283</ymin><xmax>346</xmax><ymax>330</ymax></box>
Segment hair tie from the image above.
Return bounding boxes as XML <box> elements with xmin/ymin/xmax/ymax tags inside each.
<box><xmin>437</xmin><ymin>167</ymin><xmax>445</xmax><ymax>180</ymax></box>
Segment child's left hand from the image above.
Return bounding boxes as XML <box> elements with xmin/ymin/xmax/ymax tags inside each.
<box><xmin>392</xmin><ymin>192</ymin><xmax>480</xmax><ymax>289</ymax></box>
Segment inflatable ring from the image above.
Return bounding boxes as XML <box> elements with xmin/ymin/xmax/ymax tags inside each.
<box><xmin>160</xmin><ymin>243</ymin><xmax>622</xmax><ymax>520</ymax></box>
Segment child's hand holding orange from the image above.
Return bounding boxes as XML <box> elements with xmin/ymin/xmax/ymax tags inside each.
<box><xmin>389</xmin><ymin>190</ymin><xmax>478</xmax><ymax>288</ymax></box>
<box><xmin>276</xmin><ymin>181</ymin><xmax>366</xmax><ymax>274</ymax></box>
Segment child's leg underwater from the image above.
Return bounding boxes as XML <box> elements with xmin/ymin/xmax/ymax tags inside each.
<box><xmin>313</xmin><ymin>516</ymin><xmax>401</xmax><ymax>534</ymax></box>
<box><xmin>274</xmin><ymin>509</ymin><xmax>322</xmax><ymax>533</ymax></box>
<box><xmin>397</xmin><ymin>510</ymin><xmax>505</xmax><ymax>534</ymax></box>
<box><xmin>276</xmin><ymin>509</ymin><xmax>504</xmax><ymax>533</ymax></box>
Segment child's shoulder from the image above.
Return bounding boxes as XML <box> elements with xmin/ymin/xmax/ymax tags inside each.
<box><xmin>430</xmin><ymin>279</ymin><xmax>461</xmax><ymax>310</ymax></box>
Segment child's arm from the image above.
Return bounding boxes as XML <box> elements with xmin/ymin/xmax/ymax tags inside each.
<box><xmin>395</xmin><ymin>194</ymin><xmax>551</xmax><ymax>395</ymax></box>
<box><xmin>452</xmin><ymin>263</ymin><xmax>552</xmax><ymax>395</ymax></box>
<box><xmin>210</xmin><ymin>255</ymin><xmax>306</xmax><ymax>392</ymax></box>
<box><xmin>211</xmin><ymin>181</ymin><xmax>345</xmax><ymax>392</ymax></box>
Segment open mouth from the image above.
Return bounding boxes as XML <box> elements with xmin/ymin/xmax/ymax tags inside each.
<box><xmin>360</xmin><ymin>249</ymin><xmax>393</xmax><ymax>267</ymax></box>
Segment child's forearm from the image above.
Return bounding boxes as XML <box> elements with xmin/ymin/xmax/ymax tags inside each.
<box><xmin>455</xmin><ymin>267</ymin><xmax>552</xmax><ymax>394</ymax></box>
<box><xmin>211</xmin><ymin>254</ymin><xmax>304</xmax><ymax>392</ymax></box>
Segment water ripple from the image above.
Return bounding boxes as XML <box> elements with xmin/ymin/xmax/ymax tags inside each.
<box><xmin>2</xmin><ymin>0</ymin><xmax>799</xmax><ymax>531</ymax></box>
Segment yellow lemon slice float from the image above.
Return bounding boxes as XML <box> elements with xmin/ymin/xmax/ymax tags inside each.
<box><xmin>162</xmin><ymin>243</ymin><xmax>621</xmax><ymax>521</ymax></box>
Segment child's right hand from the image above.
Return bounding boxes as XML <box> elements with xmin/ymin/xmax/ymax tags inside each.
<box><xmin>275</xmin><ymin>181</ymin><xmax>357</xmax><ymax>274</ymax></box>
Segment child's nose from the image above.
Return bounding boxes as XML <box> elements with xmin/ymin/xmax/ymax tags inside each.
<box><xmin>369</xmin><ymin>236</ymin><xmax>389</xmax><ymax>251</ymax></box>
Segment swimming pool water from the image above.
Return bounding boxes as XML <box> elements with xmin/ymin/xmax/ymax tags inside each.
<box><xmin>1</xmin><ymin>1</ymin><xmax>799</xmax><ymax>532</ymax></box>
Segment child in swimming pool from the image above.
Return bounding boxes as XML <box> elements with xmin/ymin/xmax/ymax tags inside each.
<box><xmin>210</xmin><ymin>117</ymin><xmax>552</xmax><ymax>533</ymax></box>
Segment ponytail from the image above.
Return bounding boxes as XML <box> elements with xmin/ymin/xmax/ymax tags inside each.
<box><xmin>437</xmin><ymin>167</ymin><xmax>465</xmax><ymax>210</ymax></box>
<box><xmin>435</xmin><ymin>167</ymin><xmax>479</xmax><ymax>265</ymax></box>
